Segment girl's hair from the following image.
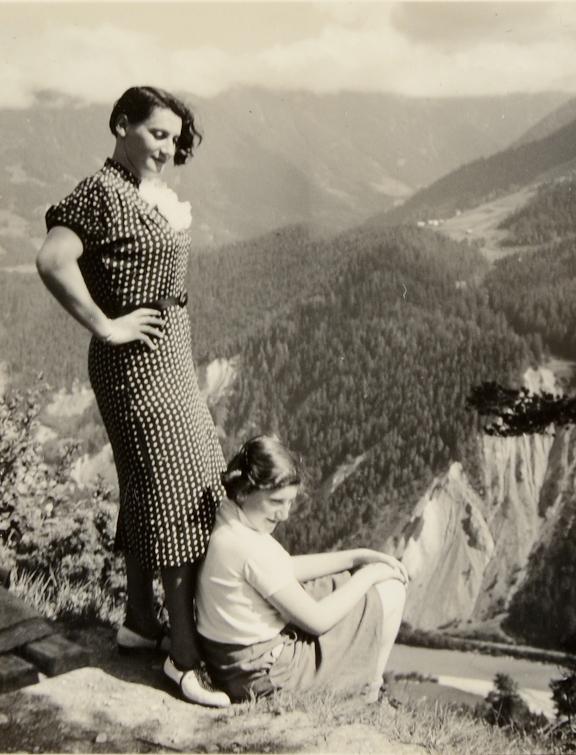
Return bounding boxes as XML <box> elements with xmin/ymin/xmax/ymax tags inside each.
<box><xmin>222</xmin><ymin>435</ymin><xmax>302</xmax><ymax>503</ymax></box>
<box><xmin>109</xmin><ymin>85</ymin><xmax>202</xmax><ymax>165</ymax></box>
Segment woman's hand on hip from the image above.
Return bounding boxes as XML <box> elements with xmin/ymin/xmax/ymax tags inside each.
<box><xmin>354</xmin><ymin>549</ymin><xmax>409</xmax><ymax>585</ymax></box>
<box><xmin>102</xmin><ymin>308</ymin><xmax>166</xmax><ymax>350</ymax></box>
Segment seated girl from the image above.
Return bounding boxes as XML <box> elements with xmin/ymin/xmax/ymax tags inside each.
<box><xmin>193</xmin><ymin>435</ymin><xmax>408</xmax><ymax>703</ymax></box>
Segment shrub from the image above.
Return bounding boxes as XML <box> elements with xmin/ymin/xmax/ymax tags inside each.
<box><xmin>482</xmin><ymin>673</ymin><xmax>548</xmax><ymax>734</ymax></box>
<box><xmin>551</xmin><ymin>669</ymin><xmax>576</xmax><ymax>725</ymax></box>
<box><xmin>0</xmin><ymin>384</ymin><xmax>125</xmax><ymax>623</ymax></box>
<box><xmin>547</xmin><ymin>668</ymin><xmax>576</xmax><ymax>751</ymax></box>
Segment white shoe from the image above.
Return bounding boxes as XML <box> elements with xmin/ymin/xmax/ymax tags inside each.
<box><xmin>163</xmin><ymin>656</ymin><xmax>231</xmax><ymax>707</ymax></box>
<box><xmin>116</xmin><ymin>624</ymin><xmax>171</xmax><ymax>653</ymax></box>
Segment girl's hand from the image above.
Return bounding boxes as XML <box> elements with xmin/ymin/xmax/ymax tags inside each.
<box><xmin>354</xmin><ymin>549</ymin><xmax>410</xmax><ymax>584</ymax></box>
<box><xmin>360</xmin><ymin>562</ymin><xmax>407</xmax><ymax>586</ymax></box>
<box><xmin>100</xmin><ymin>308</ymin><xmax>166</xmax><ymax>350</ymax></box>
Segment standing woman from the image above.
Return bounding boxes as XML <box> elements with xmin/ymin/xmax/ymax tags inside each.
<box><xmin>36</xmin><ymin>86</ymin><xmax>229</xmax><ymax>707</ymax></box>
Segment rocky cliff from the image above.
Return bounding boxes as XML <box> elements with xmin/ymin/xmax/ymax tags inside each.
<box><xmin>396</xmin><ymin>431</ymin><xmax>555</xmax><ymax>631</ymax></box>
<box><xmin>505</xmin><ymin>423</ymin><xmax>576</xmax><ymax>650</ymax></box>
<box><xmin>394</xmin><ymin>365</ymin><xmax>576</xmax><ymax>648</ymax></box>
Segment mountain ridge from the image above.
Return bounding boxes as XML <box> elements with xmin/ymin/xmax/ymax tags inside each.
<box><xmin>516</xmin><ymin>95</ymin><xmax>576</xmax><ymax>146</ymax></box>
<box><xmin>379</xmin><ymin>106</ymin><xmax>576</xmax><ymax>228</ymax></box>
<box><xmin>0</xmin><ymin>88</ymin><xmax>569</xmax><ymax>257</ymax></box>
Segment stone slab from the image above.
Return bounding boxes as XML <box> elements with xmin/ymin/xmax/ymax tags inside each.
<box><xmin>0</xmin><ymin>654</ymin><xmax>38</xmax><ymax>694</ymax></box>
<box><xmin>19</xmin><ymin>635</ymin><xmax>90</xmax><ymax>677</ymax></box>
<box><xmin>0</xmin><ymin>586</ymin><xmax>54</xmax><ymax>653</ymax></box>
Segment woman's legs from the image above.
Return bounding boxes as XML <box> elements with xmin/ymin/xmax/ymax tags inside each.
<box><xmin>123</xmin><ymin>554</ymin><xmax>200</xmax><ymax>663</ymax></box>
<box><xmin>124</xmin><ymin>552</ymin><xmax>163</xmax><ymax>637</ymax></box>
<box><xmin>161</xmin><ymin>563</ymin><xmax>231</xmax><ymax>706</ymax></box>
<box><xmin>161</xmin><ymin>562</ymin><xmax>201</xmax><ymax>668</ymax></box>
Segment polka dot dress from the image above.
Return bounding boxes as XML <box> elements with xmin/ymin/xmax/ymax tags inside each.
<box><xmin>46</xmin><ymin>158</ymin><xmax>226</xmax><ymax>571</ymax></box>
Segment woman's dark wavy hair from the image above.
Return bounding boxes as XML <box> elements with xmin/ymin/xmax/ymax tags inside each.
<box><xmin>222</xmin><ymin>435</ymin><xmax>302</xmax><ymax>504</ymax></box>
<box><xmin>109</xmin><ymin>86</ymin><xmax>202</xmax><ymax>165</ymax></box>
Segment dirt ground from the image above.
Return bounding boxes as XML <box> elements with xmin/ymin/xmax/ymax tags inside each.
<box><xmin>0</xmin><ymin>625</ymin><xmax>427</xmax><ymax>754</ymax></box>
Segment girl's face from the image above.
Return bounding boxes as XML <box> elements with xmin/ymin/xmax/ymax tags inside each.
<box><xmin>241</xmin><ymin>485</ymin><xmax>299</xmax><ymax>534</ymax></box>
<box><xmin>117</xmin><ymin>106</ymin><xmax>182</xmax><ymax>180</ymax></box>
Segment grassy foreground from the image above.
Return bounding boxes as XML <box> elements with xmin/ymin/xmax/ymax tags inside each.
<box><xmin>6</xmin><ymin>570</ymin><xmax>569</xmax><ymax>755</ymax></box>
<box><xmin>224</xmin><ymin>688</ymin><xmax>552</xmax><ymax>754</ymax></box>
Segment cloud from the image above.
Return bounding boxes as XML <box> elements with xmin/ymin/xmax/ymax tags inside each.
<box><xmin>0</xmin><ymin>62</ymin><xmax>34</xmax><ymax>108</ymax></box>
<box><xmin>2</xmin><ymin>2</ymin><xmax>576</xmax><ymax>108</ymax></box>
<box><xmin>248</xmin><ymin>18</ymin><xmax>576</xmax><ymax>97</ymax></box>
<box><xmin>391</xmin><ymin>2</ymin><xmax>562</xmax><ymax>50</ymax></box>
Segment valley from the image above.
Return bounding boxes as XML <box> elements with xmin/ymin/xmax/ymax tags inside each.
<box><xmin>428</xmin><ymin>186</ymin><xmax>537</xmax><ymax>262</ymax></box>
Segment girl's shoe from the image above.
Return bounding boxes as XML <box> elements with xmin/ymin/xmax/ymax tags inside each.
<box><xmin>163</xmin><ymin>655</ymin><xmax>231</xmax><ymax>707</ymax></box>
<box><xmin>116</xmin><ymin>624</ymin><xmax>171</xmax><ymax>653</ymax></box>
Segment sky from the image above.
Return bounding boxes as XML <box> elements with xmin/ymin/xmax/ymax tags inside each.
<box><xmin>3</xmin><ymin>1</ymin><xmax>576</xmax><ymax>107</ymax></box>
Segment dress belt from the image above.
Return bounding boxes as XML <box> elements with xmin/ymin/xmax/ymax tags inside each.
<box><xmin>107</xmin><ymin>291</ymin><xmax>188</xmax><ymax>317</ymax></box>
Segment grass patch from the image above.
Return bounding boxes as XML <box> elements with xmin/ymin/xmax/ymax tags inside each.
<box><xmin>211</xmin><ymin>686</ymin><xmax>559</xmax><ymax>754</ymax></box>
<box><xmin>9</xmin><ymin>567</ymin><xmax>124</xmax><ymax>627</ymax></box>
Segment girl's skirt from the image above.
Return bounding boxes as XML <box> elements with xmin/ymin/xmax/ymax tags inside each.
<box><xmin>199</xmin><ymin>570</ymin><xmax>384</xmax><ymax>701</ymax></box>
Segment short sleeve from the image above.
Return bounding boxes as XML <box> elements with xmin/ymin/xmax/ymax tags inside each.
<box><xmin>243</xmin><ymin>541</ymin><xmax>295</xmax><ymax>598</ymax></box>
<box><xmin>45</xmin><ymin>177</ymin><xmax>107</xmax><ymax>246</ymax></box>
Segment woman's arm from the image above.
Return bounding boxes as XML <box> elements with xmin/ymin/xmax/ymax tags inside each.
<box><xmin>292</xmin><ymin>548</ymin><xmax>409</xmax><ymax>583</ymax></box>
<box><xmin>37</xmin><ymin>227</ymin><xmax>112</xmax><ymax>339</ymax></box>
<box><xmin>268</xmin><ymin>562</ymin><xmax>404</xmax><ymax>636</ymax></box>
<box><xmin>37</xmin><ymin>227</ymin><xmax>165</xmax><ymax>350</ymax></box>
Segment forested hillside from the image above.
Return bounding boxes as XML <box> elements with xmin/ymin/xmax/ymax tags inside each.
<box><xmin>0</xmin><ymin>224</ymin><xmax>348</xmax><ymax>385</ymax></box>
<box><xmin>485</xmin><ymin>179</ymin><xmax>576</xmax><ymax>359</ymax></box>
<box><xmin>212</xmin><ymin>227</ymin><xmax>531</xmax><ymax>554</ymax></box>
<box><xmin>0</xmin><ymin>273</ymin><xmax>88</xmax><ymax>387</ymax></box>
<box><xmin>2</xmin><ymin>222</ymin><xmax>532</xmax><ymax>559</ymax></box>
<box><xmin>189</xmin><ymin>224</ymin><xmax>357</xmax><ymax>360</ymax></box>
<box><xmin>498</xmin><ymin>179</ymin><xmax>576</xmax><ymax>247</ymax></box>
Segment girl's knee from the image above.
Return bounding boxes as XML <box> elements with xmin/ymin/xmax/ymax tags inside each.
<box><xmin>376</xmin><ymin>579</ymin><xmax>407</xmax><ymax>613</ymax></box>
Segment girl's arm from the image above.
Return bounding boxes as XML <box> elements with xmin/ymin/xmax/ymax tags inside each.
<box><xmin>36</xmin><ymin>227</ymin><xmax>165</xmax><ymax>350</ymax></box>
<box><xmin>292</xmin><ymin>548</ymin><xmax>409</xmax><ymax>583</ymax></box>
<box><xmin>268</xmin><ymin>562</ymin><xmax>404</xmax><ymax>636</ymax></box>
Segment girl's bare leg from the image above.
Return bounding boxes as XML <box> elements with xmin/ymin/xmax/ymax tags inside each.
<box><xmin>374</xmin><ymin>580</ymin><xmax>406</xmax><ymax>678</ymax></box>
<box><xmin>364</xmin><ymin>580</ymin><xmax>406</xmax><ymax>700</ymax></box>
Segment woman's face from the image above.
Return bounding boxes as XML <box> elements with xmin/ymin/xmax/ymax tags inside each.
<box><xmin>117</xmin><ymin>106</ymin><xmax>182</xmax><ymax>180</ymax></box>
<box><xmin>241</xmin><ymin>485</ymin><xmax>299</xmax><ymax>534</ymax></box>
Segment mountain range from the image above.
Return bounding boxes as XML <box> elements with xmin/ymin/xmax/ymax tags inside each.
<box><xmin>0</xmin><ymin>88</ymin><xmax>569</xmax><ymax>262</ymax></box>
<box><xmin>381</xmin><ymin>94</ymin><xmax>576</xmax><ymax>226</ymax></box>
